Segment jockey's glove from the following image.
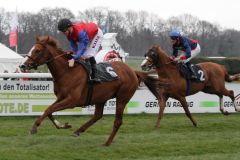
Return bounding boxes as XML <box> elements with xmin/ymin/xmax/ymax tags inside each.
<box><xmin>68</xmin><ymin>59</ymin><xmax>75</xmax><ymax>67</ymax></box>
<box><xmin>169</xmin><ymin>56</ymin><xmax>176</xmax><ymax>61</ymax></box>
<box><xmin>179</xmin><ymin>55</ymin><xmax>187</xmax><ymax>60</ymax></box>
<box><xmin>64</xmin><ymin>51</ymin><xmax>74</xmax><ymax>60</ymax></box>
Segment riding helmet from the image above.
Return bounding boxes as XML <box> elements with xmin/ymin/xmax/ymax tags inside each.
<box><xmin>169</xmin><ymin>30</ymin><xmax>181</xmax><ymax>39</ymax></box>
<box><xmin>57</xmin><ymin>18</ymin><xmax>73</xmax><ymax>32</ymax></box>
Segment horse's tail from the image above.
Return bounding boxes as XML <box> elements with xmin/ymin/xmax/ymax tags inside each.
<box><xmin>224</xmin><ymin>66</ymin><xmax>240</xmax><ymax>82</ymax></box>
<box><xmin>134</xmin><ymin>70</ymin><xmax>168</xmax><ymax>98</ymax></box>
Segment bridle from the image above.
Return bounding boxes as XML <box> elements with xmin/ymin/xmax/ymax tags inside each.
<box><xmin>144</xmin><ymin>49</ymin><xmax>173</xmax><ymax>69</ymax></box>
<box><xmin>26</xmin><ymin>42</ymin><xmax>65</xmax><ymax>69</ymax></box>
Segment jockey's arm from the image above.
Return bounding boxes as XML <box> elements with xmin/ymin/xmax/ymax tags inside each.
<box><xmin>182</xmin><ymin>39</ymin><xmax>191</xmax><ymax>58</ymax></box>
<box><xmin>172</xmin><ymin>46</ymin><xmax>178</xmax><ymax>57</ymax></box>
<box><xmin>70</xmin><ymin>40</ymin><xmax>78</xmax><ymax>53</ymax></box>
<box><xmin>73</xmin><ymin>31</ymin><xmax>89</xmax><ymax>60</ymax></box>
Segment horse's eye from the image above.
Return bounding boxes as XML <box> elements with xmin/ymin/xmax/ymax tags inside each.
<box><xmin>34</xmin><ymin>49</ymin><xmax>41</xmax><ymax>54</ymax></box>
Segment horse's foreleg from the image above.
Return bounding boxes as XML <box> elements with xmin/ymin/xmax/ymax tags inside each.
<box><xmin>48</xmin><ymin>114</ymin><xmax>72</xmax><ymax>129</ymax></box>
<box><xmin>179</xmin><ymin>97</ymin><xmax>197</xmax><ymax>127</ymax></box>
<box><xmin>228</xmin><ymin>90</ymin><xmax>240</xmax><ymax>112</ymax></box>
<box><xmin>155</xmin><ymin>95</ymin><xmax>168</xmax><ymax>128</ymax></box>
<box><xmin>233</xmin><ymin>94</ymin><xmax>240</xmax><ymax>112</ymax></box>
<box><xmin>73</xmin><ymin>103</ymin><xmax>105</xmax><ymax>136</ymax></box>
<box><xmin>219</xmin><ymin>96</ymin><xmax>229</xmax><ymax>115</ymax></box>
<box><xmin>30</xmin><ymin>97</ymin><xmax>74</xmax><ymax>134</ymax></box>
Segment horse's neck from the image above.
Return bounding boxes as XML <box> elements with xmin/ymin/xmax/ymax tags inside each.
<box><xmin>157</xmin><ymin>53</ymin><xmax>182</xmax><ymax>80</ymax></box>
<box><xmin>46</xmin><ymin>48</ymin><xmax>69</xmax><ymax>80</ymax></box>
<box><xmin>158</xmin><ymin>51</ymin><xmax>169</xmax><ymax>64</ymax></box>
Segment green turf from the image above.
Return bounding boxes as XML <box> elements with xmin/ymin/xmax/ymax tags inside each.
<box><xmin>126</xmin><ymin>58</ymin><xmax>143</xmax><ymax>70</ymax></box>
<box><xmin>0</xmin><ymin>113</ymin><xmax>240</xmax><ymax>160</ymax></box>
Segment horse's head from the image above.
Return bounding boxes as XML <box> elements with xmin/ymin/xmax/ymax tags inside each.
<box><xmin>20</xmin><ymin>36</ymin><xmax>60</xmax><ymax>72</ymax></box>
<box><xmin>141</xmin><ymin>45</ymin><xmax>172</xmax><ymax>71</ymax></box>
<box><xmin>141</xmin><ymin>45</ymin><xmax>161</xmax><ymax>71</ymax></box>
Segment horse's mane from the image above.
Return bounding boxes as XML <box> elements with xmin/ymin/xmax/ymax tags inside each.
<box><xmin>37</xmin><ymin>36</ymin><xmax>64</xmax><ymax>53</ymax></box>
<box><xmin>152</xmin><ymin>44</ymin><xmax>169</xmax><ymax>57</ymax></box>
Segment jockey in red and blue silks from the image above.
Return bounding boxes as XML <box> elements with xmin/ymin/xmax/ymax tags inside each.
<box><xmin>169</xmin><ymin>30</ymin><xmax>201</xmax><ymax>78</ymax></box>
<box><xmin>58</xmin><ymin>18</ymin><xmax>103</xmax><ymax>83</ymax></box>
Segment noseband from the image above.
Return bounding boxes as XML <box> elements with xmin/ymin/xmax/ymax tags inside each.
<box><xmin>26</xmin><ymin>42</ymin><xmax>47</xmax><ymax>68</ymax></box>
<box><xmin>26</xmin><ymin>42</ymin><xmax>65</xmax><ymax>69</ymax></box>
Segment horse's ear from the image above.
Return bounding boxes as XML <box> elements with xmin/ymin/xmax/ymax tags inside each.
<box><xmin>36</xmin><ymin>36</ymin><xmax>40</xmax><ymax>42</ymax></box>
<box><xmin>46</xmin><ymin>36</ymin><xmax>49</xmax><ymax>42</ymax></box>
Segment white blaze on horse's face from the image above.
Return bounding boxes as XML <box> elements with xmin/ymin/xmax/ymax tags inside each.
<box><xmin>141</xmin><ymin>56</ymin><xmax>150</xmax><ymax>67</ymax></box>
<box><xmin>141</xmin><ymin>56</ymin><xmax>153</xmax><ymax>71</ymax></box>
<box><xmin>27</xmin><ymin>46</ymin><xmax>35</xmax><ymax>57</ymax></box>
<box><xmin>21</xmin><ymin>46</ymin><xmax>35</xmax><ymax>65</ymax></box>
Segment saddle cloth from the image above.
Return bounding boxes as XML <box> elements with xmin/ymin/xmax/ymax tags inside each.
<box><xmin>179</xmin><ymin>63</ymin><xmax>205</xmax><ymax>82</ymax></box>
<box><xmin>78</xmin><ymin>61</ymin><xmax>118</xmax><ymax>82</ymax></box>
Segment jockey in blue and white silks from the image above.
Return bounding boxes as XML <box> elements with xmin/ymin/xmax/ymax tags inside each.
<box><xmin>169</xmin><ymin>30</ymin><xmax>201</xmax><ymax>78</ymax></box>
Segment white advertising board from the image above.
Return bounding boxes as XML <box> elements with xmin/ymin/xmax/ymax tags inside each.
<box><xmin>0</xmin><ymin>80</ymin><xmax>239</xmax><ymax>116</ymax></box>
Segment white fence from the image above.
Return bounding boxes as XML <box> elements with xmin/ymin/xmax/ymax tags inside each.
<box><xmin>0</xmin><ymin>73</ymin><xmax>240</xmax><ymax>116</ymax></box>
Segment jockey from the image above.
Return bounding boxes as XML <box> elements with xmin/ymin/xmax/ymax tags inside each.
<box><xmin>58</xmin><ymin>18</ymin><xmax>103</xmax><ymax>83</ymax></box>
<box><xmin>169</xmin><ymin>30</ymin><xmax>201</xmax><ymax>79</ymax></box>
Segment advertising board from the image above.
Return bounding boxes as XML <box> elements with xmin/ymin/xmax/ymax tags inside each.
<box><xmin>0</xmin><ymin>80</ymin><xmax>239</xmax><ymax>116</ymax></box>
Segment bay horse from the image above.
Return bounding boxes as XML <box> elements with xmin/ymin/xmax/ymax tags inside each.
<box><xmin>19</xmin><ymin>36</ymin><xmax>163</xmax><ymax>146</ymax></box>
<box><xmin>141</xmin><ymin>44</ymin><xmax>240</xmax><ymax>128</ymax></box>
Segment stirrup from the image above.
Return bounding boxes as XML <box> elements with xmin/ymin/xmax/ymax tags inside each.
<box><xmin>191</xmin><ymin>74</ymin><xmax>197</xmax><ymax>79</ymax></box>
<box><xmin>89</xmin><ymin>77</ymin><xmax>101</xmax><ymax>83</ymax></box>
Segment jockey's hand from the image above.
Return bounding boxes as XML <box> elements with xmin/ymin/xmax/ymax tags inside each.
<box><xmin>174</xmin><ymin>55</ymin><xmax>187</xmax><ymax>63</ymax></box>
<box><xmin>169</xmin><ymin>56</ymin><xmax>175</xmax><ymax>61</ymax></box>
<box><xmin>79</xmin><ymin>57</ymin><xmax>86</xmax><ymax>61</ymax></box>
<box><xmin>68</xmin><ymin>59</ymin><xmax>75</xmax><ymax>67</ymax></box>
<box><xmin>173</xmin><ymin>57</ymin><xmax>180</xmax><ymax>62</ymax></box>
<box><xmin>64</xmin><ymin>51</ymin><xmax>74</xmax><ymax>60</ymax></box>
<box><xmin>179</xmin><ymin>55</ymin><xmax>187</xmax><ymax>60</ymax></box>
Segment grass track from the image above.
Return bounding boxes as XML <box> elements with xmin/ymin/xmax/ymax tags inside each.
<box><xmin>0</xmin><ymin>113</ymin><xmax>240</xmax><ymax>160</ymax></box>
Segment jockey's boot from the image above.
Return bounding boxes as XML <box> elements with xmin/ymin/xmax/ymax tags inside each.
<box><xmin>188</xmin><ymin>63</ymin><xmax>197</xmax><ymax>79</ymax></box>
<box><xmin>89</xmin><ymin>57</ymin><xmax>101</xmax><ymax>83</ymax></box>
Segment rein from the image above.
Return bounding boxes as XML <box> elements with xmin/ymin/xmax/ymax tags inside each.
<box><xmin>46</xmin><ymin>53</ymin><xmax>66</xmax><ymax>64</ymax></box>
<box><xmin>30</xmin><ymin>42</ymin><xmax>66</xmax><ymax>67</ymax></box>
<box><xmin>158</xmin><ymin>60</ymin><xmax>174</xmax><ymax>67</ymax></box>
<box><xmin>146</xmin><ymin>56</ymin><xmax>174</xmax><ymax>68</ymax></box>
<box><xmin>27</xmin><ymin>42</ymin><xmax>70</xmax><ymax>82</ymax></box>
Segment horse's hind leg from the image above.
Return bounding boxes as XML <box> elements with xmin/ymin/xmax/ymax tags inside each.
<box><xmin>179</xmin><ymin>97</ymin><xmax>197</xmax><ymax>127</ymax></box>
<box><xmin>73</xmin><ymin>102</ymin><xmax>105</xmax><ymax>136</ymax></box>
<box><xmin>220</xmin><ymin>89</ymin><xmax>240</xmax><ymax>112</ymax></box>
<box><xmin>104</xmin><ymin>101</ymin><xmax>125</xmax><ymax>146</ymax></box>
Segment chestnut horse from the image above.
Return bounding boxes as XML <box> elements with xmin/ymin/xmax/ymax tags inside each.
<box><xmin>20</xmin><ymin>36</ymin><xmax>163</xmax><ymax>146</ymax></box>
<box><xmin>141</xmin><ymin>44</ymin><xmax>240</xmax><ymax>128</ymax></box>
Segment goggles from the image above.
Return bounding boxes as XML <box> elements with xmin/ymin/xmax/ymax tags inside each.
<box><xmin>170</xmin><ymin>36</ymin><xmax>178</xmax><ymax>40</ymax></box>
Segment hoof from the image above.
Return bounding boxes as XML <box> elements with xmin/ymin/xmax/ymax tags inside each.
<box><xmin>234</xmin><ymin>107</ymin><xmax>240</xmax><ymax>112</ymax></box>
<box><xmin>193</xmin><ymin>123</ymin><xmax>198</xmax><ymax>127</ymax></box>
<box><xmin>57</xmin><ymin>122</ymin><xmax>72</xmax><ymax>129</ymax></box>
<box><xmin>223</xmin><ymin>111</ymin><xmax>230</xmax><ymax>116</ymax></box>
<box><xmin>30</xmin><ymin>128</ymin><xmax>37</xmax><ymax>135</ymax></box>
<box><xmin>72</xmin><ymin>131</ymin><xmax>80</xmax><ymax>137</ymax></box>
<box><xmin>63</xmin><ymin>122</ymin><xmax>72</xmax><ymax>129</ymax></box>
<box><xmin>103</xmin><ymin>143</ymin><xmax>111</xmax><ymax>147</ymax></box>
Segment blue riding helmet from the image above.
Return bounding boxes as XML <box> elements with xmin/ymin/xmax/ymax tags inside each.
<box><xmin>169</xmin><ymin>31</ymin><xmax>181</xmax><ymax>39</ymax></box>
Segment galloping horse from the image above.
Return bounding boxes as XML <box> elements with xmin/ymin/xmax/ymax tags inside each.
<box><xmin>141</xmin><ymin>44</ymin><xmax>240</xmax><ymax>128</ymax></box>
<box><xmin>20</xmin><ymin>36</ymin><xmax>163</xmax><ymax>146</ymax></box>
